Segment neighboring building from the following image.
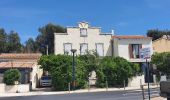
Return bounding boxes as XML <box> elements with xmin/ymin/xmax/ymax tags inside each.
<box><xmin>0</xmin><ymin>53</ymin><xmax>43</xmax><ymax>89</ymax></box>
<box><xmin>112</xmin><ymin>35</ymin><xmax>154</xmax><ymax>85</ymax></box>
<box><xmin>54</xmin><ymin>22</ymin><xmax>112</xmax><ymax>56</ymax></box>
<box><xmin>153</xmin><ymin>35</ymin><xmax>170</xmax><ymax>53</ymax></box>
<box><xmin>112</xmin><ymin>35</ymin><xmax>153</xmax><ymax>62</ymax></box>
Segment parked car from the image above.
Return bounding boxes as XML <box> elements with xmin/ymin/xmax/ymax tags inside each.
<box><xmin>40</xmin><ymin>76</ymin><xmax>52</xmax><ymax>87</ymax></box>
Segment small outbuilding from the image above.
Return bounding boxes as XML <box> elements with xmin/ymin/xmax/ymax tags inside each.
<box><xmin>0</xmin><ymin>53</ymin><xmax>43</xmax><ymax>92</ymax></box>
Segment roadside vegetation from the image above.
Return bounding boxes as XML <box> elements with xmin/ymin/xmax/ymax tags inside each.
<box><xmin>39</xmin><ymin>51</ymin><xmax>140</xmax><ymax>91</ymax></box>
<box><xmin>151</xmin><ymin>52</ymin><xmax>170</xmax><ymax>81</ymax></box>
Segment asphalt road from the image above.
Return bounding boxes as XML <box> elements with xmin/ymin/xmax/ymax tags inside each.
<box><xmin>0</xmin><ymin>90</ymin><xmax>146</xmax><ymax>100</ymax></box>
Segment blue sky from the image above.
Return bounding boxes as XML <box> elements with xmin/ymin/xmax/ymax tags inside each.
<box><xmin>1</xmin><ymin>0</ymin><xmax>170</xmax><ymax>43</ymax></box>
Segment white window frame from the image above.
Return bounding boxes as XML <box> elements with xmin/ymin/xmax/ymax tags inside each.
<box><xmin>96</xmin><ymin>43</ymin><xmax>104</xmax><ymax>57</ymax></box>
<box><xmin>80</xmin><ymin>43</ymin><xmax>88</xmax><ymax>55</ymax></box>
<box><xmin>80</xmin><ymin>28</ymin><xmax>87</xmax><ymax>37</ymax></box>
<box><xmin>63</xmin><ymin>43</ymin><xmax>72</xmax><ymax>55</ymax></box>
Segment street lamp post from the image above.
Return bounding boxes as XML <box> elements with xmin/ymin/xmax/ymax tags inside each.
<box><xmin>71</xmin><ymin>49</ymin><xmax>77</xmax><ymax>90</ymax></box>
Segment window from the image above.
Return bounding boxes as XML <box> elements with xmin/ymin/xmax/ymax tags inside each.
<box><xmin>80</xmin><ymin>43</ymin><xmax>88</xmax><ymax>55</ymax></box>
<box><xmin>64</xmin><ymin>43</ymin><xmax>72</xmax><ymax>55</ymax></box>
<box><xmin>129</xmin><ymin>44</ymin><xmax>142</xmax><ymax>59</ymax></box>
<box><xmin>80</xmin><ymin>28</ymin><xmax>87</xmax><ymax>36</ymax></box>
<box><xmin>96</xmin><ymin>43</ymin><xmax>104</xmax><ymax>57</ymax></box>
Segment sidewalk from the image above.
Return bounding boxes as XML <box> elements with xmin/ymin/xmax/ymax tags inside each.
<box><xmin>0</xmin><ymin>85</ymin><xmax>159</xmax><ymax>97</ymax></box>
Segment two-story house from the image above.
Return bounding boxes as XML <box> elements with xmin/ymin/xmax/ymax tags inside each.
<box><xmin>54</xmin><ymin>22</ymin><xmax>154</xmax><ymax>86</ymax></box>
<box><xmin>54</xmin><ymin>22</ymin><xmax>112</xmax><ymax>56</ymax></box>
<box><xmin>112</xmin><ymin>35</ymin><xmax>153</xmax><ymax>86</ymax></box>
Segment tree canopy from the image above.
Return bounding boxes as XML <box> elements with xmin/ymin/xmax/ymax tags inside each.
<box><xmin>36</xmin><ymin>23</ymin><xmax>66</xmax><ymax>54</ymax></box>
<box><xmin>0</xmin><ymin>29</ymin><xmax>22</xmax><ymax>53</ymax></box>
<box><xmin>96</xmin><ymin>56</ymin><xmax>140</xmax><ymax>87</ymax></box>
<box><xmin>147</xmin><ymin>29</ymin><xmax>170</xmax><ymax>41</ymax></box>
<box><xmin>151</xmin><ymin>52</ymin><xmax>170</xmax><ymax>76</ymax></box>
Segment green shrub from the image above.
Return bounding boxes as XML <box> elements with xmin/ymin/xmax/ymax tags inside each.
<box><xmin>3</xmin><ymin>69</ymin><xmax>21</xmax><ymax>85</ymax></box>
<box><xmin>96</xmin><ymin>56</ymin><xmax>140</xmax><ymax>87</ymax></box>
<box><xmin>39</xmin><ymin>54</ymin><xmax>88</xmax><ymax>91</ymax></box>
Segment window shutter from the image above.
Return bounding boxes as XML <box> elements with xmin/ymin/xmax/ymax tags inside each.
<box><xmin>140</xmin><ymin>44</ymin><xmax>142</xmax><ymax>49</ymax></box>
<box><xmin>129</xmin><ymin>44</ymin><xmax>133</xmax><ymax>58</ymax></box>
<box><xmin>139</xmin><ymin>44</ymin><xmax>142</xmax><ymax>58</ymax></box>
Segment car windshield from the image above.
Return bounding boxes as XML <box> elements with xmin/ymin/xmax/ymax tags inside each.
<box><xmin>41</xmin><ymin>76</ymin><xmax>51</xmax><ymax>80</ymax></box>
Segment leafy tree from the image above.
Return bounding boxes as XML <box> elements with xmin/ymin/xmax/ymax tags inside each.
<box><xmin>6</xmin><ymin>31</ymin><xmax>22</xmax><ymax>53</ymax></box>
<box><xmin>36</xmin><ymin>23</ymin><xmax>66</xmax><ymax>54</ymax></box>
<box><xmin>147</xmin><ymin>29</ymin><xmax>170</xmax><ymax>41</ymax></box>
<box><xmin>3</xmin><ymin>69</ymin><xmax>21</xmax><ymax>85</ymax></box>
<box><xmin>25</xmin><ymin>38</ymin><xmax>38</xmax><ymax>53</ymax></box>
<box><xmin>152</xmin><ymin>52</ymin><xmax>170</xmax><ymax>76</ymax></box>
<box><xmin>96</xmin><ymin>56</ymin><xmax>140</xmax><ymax>87</ymax></box>
<box><xmin>78</xmin><ymin>50</ymin><xmax>99</xmax><ymax>79</ymax></box>
<box><xmin>39</xmin><ymin>55</ymin><xmax>87</xmax><ymax>90</ymax></box>
<box><xmin>0</xmin><ymin>28</ymin><xmax>7</xmax><ymax>53</ymax></box>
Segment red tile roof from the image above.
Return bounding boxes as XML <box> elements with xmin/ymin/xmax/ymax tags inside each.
<box><xmin>112</xmin><ymin>35</ymin><xmax>151</xmax><ymax>39</ymax></box>
<box><xmin>0</xmin><ymin>53</ymin><xmax>42</xmax><ymax>59</ymax></box>
<box><xmin>0</xmin><ymin>62</ymin><xmax>36</xmax><ymax>68</ymax></box>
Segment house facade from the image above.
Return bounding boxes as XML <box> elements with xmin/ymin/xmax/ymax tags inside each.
<box><xmin>54</xmin><ymin>22</ymin><xmax>154</xmax><ymax>86</ymax></box>
<box><xmin>153</xmin><ymin>35</ymin><xmax>170</xmax><ymax>53</ymax></box>
<box><xmin>54</xmin><ymin>22</ymin><xmax>112</xmax><ymax>56</ymax></box>
<box><xmin>0</xmin><ymin>53</ymin><xmax>43</xmax><ymax>91</ymax></box>
<box><xmin>112</xmin><ymin>35</ymin><xmax>153</xmax><ymax>62</ymax></box>
<box><xmin>112</xmin><ymin>36</ymin><xmax>154</xmax><ymax>86</ymax></box>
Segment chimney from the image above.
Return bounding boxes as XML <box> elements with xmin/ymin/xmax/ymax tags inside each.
<box><xmin>111</xmin><ymin>30</ymin><xmax>115</xmax><ymax>36</ymax></box>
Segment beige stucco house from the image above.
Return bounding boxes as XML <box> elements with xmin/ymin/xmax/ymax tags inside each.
<box><xmin>54</xmin><ymin>22</ymin><xmax>113</xmax><ymax>56</ymax></box>
<box><xmin>153</xmin><ymin>35</ymin><xmax>170</xmax><ymax>53</ymax></box>
<box><xmin>54</xmin><ymin>21</ymin><xmax>154</xmax><ymax>87</ymax></box>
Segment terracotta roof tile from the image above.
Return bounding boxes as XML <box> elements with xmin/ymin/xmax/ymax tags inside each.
<box><xmin>0</xmin><ymin>62</ymin><xmax>35</xmax><ymax>68</ymax></box>
<box><xmin>112</xmin><ymin>35</ymin><xmax>152</xmax><ymax>39</ymax></box>
<box><xmin>0</xmin><ymin>53</ymin><xmax>42</xmax><ymax>59</ymax></box>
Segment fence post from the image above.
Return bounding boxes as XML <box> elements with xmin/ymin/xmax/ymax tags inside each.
<box><xmin>68</xmin><ymin>82</ymin><xmax>70</xmax><ymax>93</ymax></box>
<box><xmin>124</xmin><ymin>80</ymin><xmax>126</xmax><ymax>90</ymax></box>
<box><xmin>141</xmin><ymin>85</ymin><xmax>145</xmax><ymax>100</ymax></box>
<box><xmin>88</xmin><ymin>79</ymin><xmax>90</xmax><ymax>92</ymax></box>
<box><xmin>106</xmin><ymin>80</ymin><xmax>108</xmax><ymax>91</ymax></box>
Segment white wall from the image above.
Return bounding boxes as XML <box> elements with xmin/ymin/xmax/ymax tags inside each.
<box><xmin>0</xmin><ymin>84</ymin><xmax>30</xmax><ymax>93</ymax></box>
<box><xmin>54</xmin><ymin>25</ymin><xmax>112</xmax><ymax>56</ymax></box>
<box><xmin>128</xmin><ymin>75</ymin><xmax>145</xmax><ymax>87</ymax></box>
<box><xmin>30</xmin><ymin>64</ymin><xmax>43</xmax><ymax>89</ymax></box>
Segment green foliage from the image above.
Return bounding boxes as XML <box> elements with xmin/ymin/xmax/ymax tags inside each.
<box><xmin>0</xmin><ymin>28</ymin><xmax>7</xmax><ymax>53</ymax></box>
<box><xmin>152</xmin><ymin>52</ymin><xmax>170</xmax><ymax>76</ymax></box>
<box><xmin>36</xmin><ymin>23</ymin><xmax>66</xmax><ymax>54</ymax></box>
<box><xmin>6</xmin><ymin>31</ymin><xmax>22</xmax><ymax>53</ymax></box>
<box><xmin>78</xmin><ymin>50</ymin><xmax>99</xmax><ymax>78</ymax></box>
<box><xmin>147</xmin><ymin>29</ymin><xmax>170</xmax><ymax>41</ymax></box>
<box><xmin>39</xmin><ymin>55</ymin><xmax>87</xmax><ymax>91</ymax></box>
<box><xmin>0</xmin><ymin>29</ymin><xmax>22</xmax><ymax>53</ymax></box>
<box><xmin>3</xmin><ymin>69</ymin><xmax>21</xmax><ymax>85</ymax></box>
<box><xmin>96</xmin><ymin>56</ymin><xmax>140</xmax><ymax>87</ymax></box>
<box><xmin>24</xmin><ymin>38</ymin><xmax>38</xmax><ymax>53</ymax></box>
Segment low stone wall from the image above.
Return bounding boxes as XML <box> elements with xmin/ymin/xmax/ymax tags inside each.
<box><xmin>0</xmin><ymin>83</ymin><xmax>30</xmax><ymax>93</ymax></box>
<box><xmin>128</xmin><ymin>75</ymin><xmax>145</xmax><ymax>87</ymax></box>
<box><xmin>0</xmin><ymin>84</ymin><xmax>5</xmax><ymax>93</ymax></box>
